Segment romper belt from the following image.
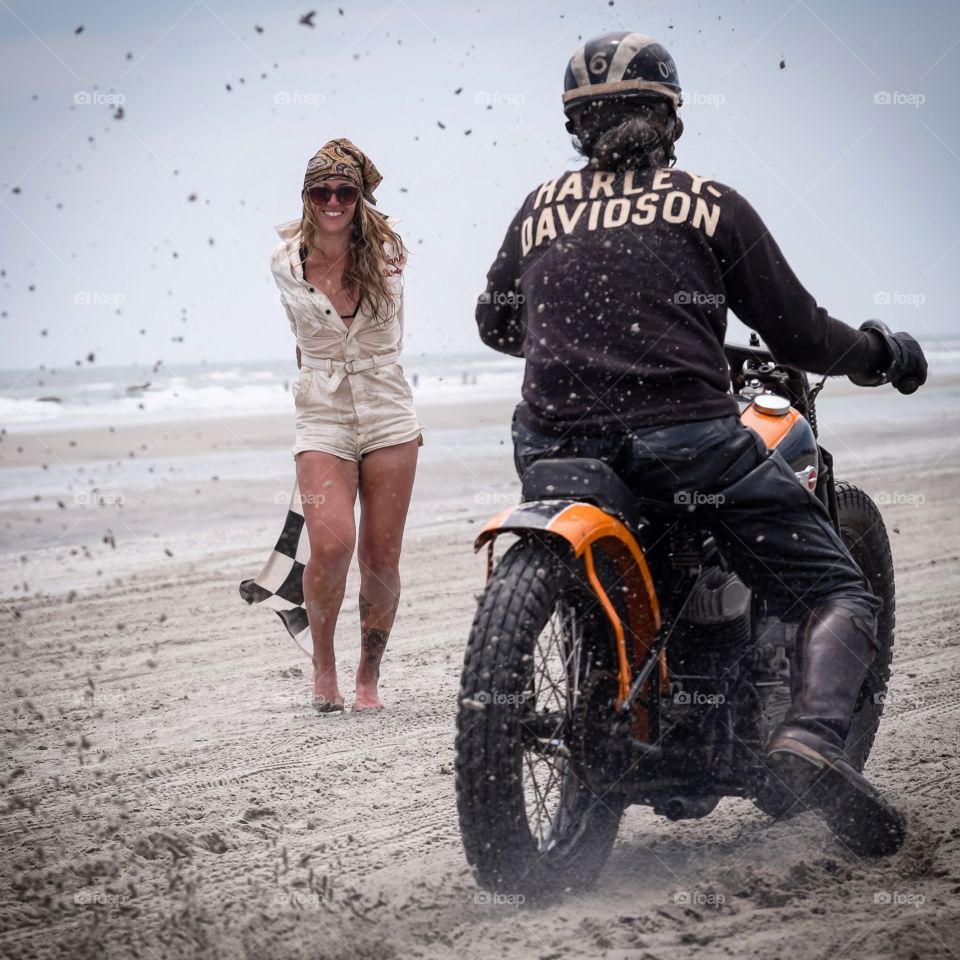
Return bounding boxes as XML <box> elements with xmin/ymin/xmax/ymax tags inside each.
<box><xmin>300</xmin><ymin>349</ymin><xmax>400</xmax><ymax>394</ymax></box>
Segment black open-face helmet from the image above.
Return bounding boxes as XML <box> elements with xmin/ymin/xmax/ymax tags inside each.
<box><xmin>563</xmin><ymin>31</ymin><xmax>683</xmax><ymax>123</ymax></box>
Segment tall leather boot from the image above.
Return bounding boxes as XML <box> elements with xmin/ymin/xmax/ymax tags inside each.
<box><xmin>765</xmin><ymin>602</ymin><xmax>905</xmax><ymax>856</ymax></box>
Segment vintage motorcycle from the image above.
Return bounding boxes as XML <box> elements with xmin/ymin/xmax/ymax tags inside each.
<box><xmin>454</xmin><ymin>338</ymin><xmax>897</xmax><ymax>896</ymax></box>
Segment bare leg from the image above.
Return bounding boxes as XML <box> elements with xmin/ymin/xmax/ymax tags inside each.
<box><xmin>295</xmin><ymin>451</ymin><xmax>359</xmax><ymax>710</ymax></box>
<box><xmin>354</xmin><ymin>437</ymin><xmax>420</xmax><ymax>710</ymax></box>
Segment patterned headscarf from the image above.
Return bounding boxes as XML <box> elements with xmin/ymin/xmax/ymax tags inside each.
<box><xmin>302</xmin><ymin>137</ymin><xmax>383</xmax><ymax>205</ymax></box>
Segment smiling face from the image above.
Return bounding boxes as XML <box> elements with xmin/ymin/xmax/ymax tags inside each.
<box><xmin>308</xmin><ymin>176</ymin><xmax>359</xmax><ymax>238</ymax></box>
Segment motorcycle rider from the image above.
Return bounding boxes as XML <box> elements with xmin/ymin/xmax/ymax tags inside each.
<box><xmin>475</xmin><ymin>31</ymin><xmax>927</xmax><ymax>857</ymax></box>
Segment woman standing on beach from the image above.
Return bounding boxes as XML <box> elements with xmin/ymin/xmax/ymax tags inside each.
<box><xmin>271</xmin><ymin>138</ymin><xmax>423</xmax><ymax>713</ymax></box>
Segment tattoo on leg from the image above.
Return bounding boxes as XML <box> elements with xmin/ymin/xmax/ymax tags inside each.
<box><xmin>359</xmin><ymin>592</ymin><xmax>371</xmax><ymax>623</ymax></box>
<box><xmin>361</xmin><ymin>627</ymin><xmax>389</xmax><ymax>671</ymax></box>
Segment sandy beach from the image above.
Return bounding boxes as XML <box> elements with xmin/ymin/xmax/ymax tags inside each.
<box><xmin>1</xmin><ymin>379</ymin><xmax>959</xmax><ymax>959</ymax></box>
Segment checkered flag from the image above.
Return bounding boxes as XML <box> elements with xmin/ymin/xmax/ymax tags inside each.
<box><xmin>239</xmin><ymin>479</ymin><xmax>312</xmax><ymax>657</ymax></box>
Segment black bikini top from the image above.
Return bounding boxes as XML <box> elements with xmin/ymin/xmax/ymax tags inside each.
<box><xmin>300</xmin><ymin>243</ymin><xmax>358</xmax><ymax>319</ymax></box>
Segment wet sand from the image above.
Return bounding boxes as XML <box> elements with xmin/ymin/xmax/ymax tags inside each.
<box><xmin>1</xmin><ymin>383</ymin><xmax>959</xmax><ymax>959</ymax></box>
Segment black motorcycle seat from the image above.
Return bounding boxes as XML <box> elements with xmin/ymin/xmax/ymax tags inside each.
<box><xmin>520</xmin><ymin>457</ymin><xmax>665</xmax><ymax>531</ymax></box>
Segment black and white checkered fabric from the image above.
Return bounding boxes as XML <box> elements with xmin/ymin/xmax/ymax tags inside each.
<box><xmin>239</xmin><ymin>480</ymin><xmax>312</xmax><ymax>657</ymax></box>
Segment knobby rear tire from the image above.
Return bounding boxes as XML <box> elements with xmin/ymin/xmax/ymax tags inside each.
<box><xmin>836</xmin><ymin>481</ymin><xmax>896</xmax><ymax>771</ymax></box>
<box><xmin>754</xmin><ymin>480</ymin><xmax>895</xmax><ymax>819</ymax></box>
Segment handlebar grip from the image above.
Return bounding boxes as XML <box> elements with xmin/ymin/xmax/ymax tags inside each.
<box><xmin>897</xmin><ymin>376</ymin><xmax>920</xmax><ymax>395</ymax></box>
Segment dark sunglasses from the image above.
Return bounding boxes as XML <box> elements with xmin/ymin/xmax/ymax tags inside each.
<box><xmin>306</xmin><ymin>184</ymin><xmax>360</xmax><ymax>206</ymax></box>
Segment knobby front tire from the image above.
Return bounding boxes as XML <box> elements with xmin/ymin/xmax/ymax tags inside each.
<box><xmin>454</xmin><ymin>536</ymin><xmax>624</xmax><ymax>898</ymax></box>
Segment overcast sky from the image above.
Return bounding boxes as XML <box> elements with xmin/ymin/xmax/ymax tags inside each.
<box><xmin>2</xmin><ymin>0</ymin><xmax>959</xmax><ymax>370</ymax></box>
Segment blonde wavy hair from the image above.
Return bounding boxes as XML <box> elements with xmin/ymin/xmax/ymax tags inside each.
<box><xmin>299</xmin><ymin>192</ymin><xmax>407</xmax><ymax>325</ymax></box>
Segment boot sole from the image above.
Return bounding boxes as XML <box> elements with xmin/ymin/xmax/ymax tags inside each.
<box><xmin>767</xmin><ymin>742</ymin><xmax>905</xmax><ymax>857</ymax></box>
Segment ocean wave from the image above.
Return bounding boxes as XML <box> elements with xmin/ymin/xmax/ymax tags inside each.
<box><xmin>0</xmin><ymin>368</ymin><xmax>525</xmax><ymax>431</ymax></box>
<box><xmin>3</xmin><ymin>344</ymin><xmax>956</xmax><ymax>432</ymax></box>
<box><xmin>0</xmin><ymin>383</ymin><xmax>294</xmax><ymax>431</ymax></box>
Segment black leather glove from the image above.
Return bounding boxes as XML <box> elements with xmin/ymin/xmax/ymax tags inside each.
<box><xmin>848</xmin><ymin>319</ymin><xmax>928</xmax><ymax>394</ymax></box>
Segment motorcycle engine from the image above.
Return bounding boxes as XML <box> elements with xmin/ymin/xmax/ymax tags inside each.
<box><xmin>661</xmin><ymin>564</ymin><xmax>796</xmax><ymax>779</ymax></box>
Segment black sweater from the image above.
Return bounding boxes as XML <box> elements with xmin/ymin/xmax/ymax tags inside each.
<box><xmin>476</xmin><ymin>166</ymin><xmax>886</xmax><ymax>436</ymax></box>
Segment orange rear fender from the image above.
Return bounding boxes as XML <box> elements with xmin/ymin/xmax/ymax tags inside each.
<box><xmin>475</xmin><ymin>500</ymin><xmax>662</xmax><ymax>720</ymax></box>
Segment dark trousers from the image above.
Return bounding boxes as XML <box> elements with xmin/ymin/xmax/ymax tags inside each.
<box><xmin>511</xmin><ymin>410</ymin><xmax>881</xmax><ymax>629</ymax></box>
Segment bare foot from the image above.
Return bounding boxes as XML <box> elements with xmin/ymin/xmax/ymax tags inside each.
<box><xmin>313</xmin><ymin>665</ymin><xmax>344</xmax><ymax>711</ymax></box>
<box><xmin>352</xmin><ymin>683</ymin><xmax>384</xmax><ymax>711</ymax></box>
<box><xmin>354</xmin><ymin>622</ymin><xmax>388</xmax><ymax>711</ymax></box>
<box><xmin>313</xmin><ymin>695</ymin><xmax>345</xmax><ymax>714</ymax></box>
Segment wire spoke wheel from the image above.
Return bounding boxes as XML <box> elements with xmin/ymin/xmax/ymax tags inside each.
<box><xmin>520</xmin><ymin>599</ymin><xmax>583</xmax><ymax>848</ymax></box>
<box><xmin>456</xmin><ymin>538</ymin><xmax>625</xmax><ymax>897</ymax></box>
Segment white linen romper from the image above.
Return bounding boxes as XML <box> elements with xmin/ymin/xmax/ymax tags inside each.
<box><xmin>270</xmin><ymin>216</ymin><xmax>424</xmax><ymax>461</ymax></box>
